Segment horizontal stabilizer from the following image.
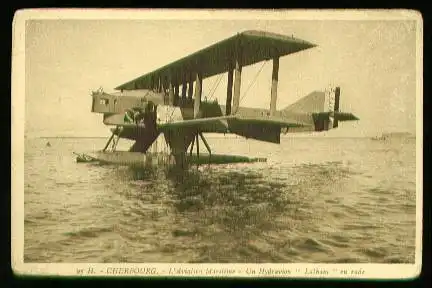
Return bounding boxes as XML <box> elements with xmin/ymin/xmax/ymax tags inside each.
<box><xmin>314</xmin><ymin>112</ymin><xmax>359</xmax><ymax>122</ymax></box>
<box><xmin>334</xmin><ymin>112</ymin><xmax>359</xmax><ymax>121</ymax></box>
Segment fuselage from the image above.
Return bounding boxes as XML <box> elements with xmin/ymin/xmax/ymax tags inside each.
<box><xmin>91</xmin><ymin>89</ymin><xmax>322</xmax><ymax>135</ymax></box>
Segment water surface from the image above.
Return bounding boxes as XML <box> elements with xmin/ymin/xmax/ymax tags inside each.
<box><xmin>24</xmin><ymin>136</ymin><xmax>417</xmax><ymax>263</ymax></box>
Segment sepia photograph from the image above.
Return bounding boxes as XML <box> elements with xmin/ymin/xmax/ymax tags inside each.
<box><xmin>12</xmin><ymin>9</ymin><xmax>422</xmax><ymax>279</ymax></box>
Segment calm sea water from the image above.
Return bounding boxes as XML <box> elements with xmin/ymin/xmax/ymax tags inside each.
<box><xmin>24</xmin><ymin>136</ymin><xmax>417</xmax><ymax>263</ymax></box>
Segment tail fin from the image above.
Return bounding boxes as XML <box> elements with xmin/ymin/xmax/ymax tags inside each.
<box><xmin>279</xmin><ymin>87</ymin><xmax>358</xmax><ymax>132</ymax></box>
<box><xmin>281</xmin><ymin>91</ymin><xmax>327</xmax><ymax>115</ymax></box>
<box><xmin>278</xmin><ymin>91</ymin><xmax>327</xmax><ymax>129</ymax></box>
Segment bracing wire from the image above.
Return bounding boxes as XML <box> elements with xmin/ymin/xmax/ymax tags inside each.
<box><xmin>239</xmin><ymin>61</ymin><xmax>268</xmax><ymax>104</ymax></box>
<box><xmin>207</xmin><ymin>74</ymin><xmax>224</xmax><ymax>101</ymax></box>
<box><xmin>207</xmin><ymin>75</ymin><xmax>220</xmax><ymax>99</ymax></box>
<box><xmin>204</xmin><ymin>74</ymin><xmax>223</xmax><ymax>101</ymax></box>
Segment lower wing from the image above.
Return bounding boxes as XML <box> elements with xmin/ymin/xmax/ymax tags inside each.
<box><xmin>158</xmin><ymin>115</ymin><xmax>311</xmax><ymax>144</ymax></box>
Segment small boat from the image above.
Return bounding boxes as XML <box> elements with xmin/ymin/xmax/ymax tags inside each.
<box><xmin>371</xmin><ymin>135</ymin><xmax>389</xmax><ymax>141</ymax></box>
<box><xmin>73</xmin><ymin>152</ymin><xmax>96</xmax><ymax>163</ymax></box>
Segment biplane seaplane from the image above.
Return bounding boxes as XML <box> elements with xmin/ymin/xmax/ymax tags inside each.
<box><xmin>76</xmin><ymin>30</ymin><xmax>358</xmax><ymax>169</ymax></box>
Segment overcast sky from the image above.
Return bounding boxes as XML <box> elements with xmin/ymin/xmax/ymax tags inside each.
<box><xmin>24</xmin><ymin>14</ymin><xmax>419</xmax><ymax>138</ymax></box>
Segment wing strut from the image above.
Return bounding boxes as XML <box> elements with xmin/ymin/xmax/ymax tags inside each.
<box><xmin>270</xmin><ymin>57</ymin><xmax>279</xmax><ymax>116</ymax></box>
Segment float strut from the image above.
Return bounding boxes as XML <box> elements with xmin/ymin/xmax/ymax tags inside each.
<box><xmin>196</xmin><ymin>134</ymin><xmax>199</xmax><ymax>159</ymax></box>
<box><xmin>103</xmin><ymin>130</ymin><xmax>116</xmax><ymax>152</ymax></box>
<box><xmin>112</xmin><ymin>135</ymin><xmax>119</xmax><ymax>152</ymax></box>
<box><xmin>111</xmin><ymin>127</ymin><xmax>123</xmax><ymax>152</ymax></box>
<box><xmin>199</xmin><ymin>132</ymin><xmax>211</xmax><ymax>155</ymax></box>
<box><xmin>189</xmin><ymin>136</ymin><xmax>195</xmax><ymax>156</ymax></box>
<box><xmin>199</xmin><ymin>132</ymin><xmax>212</xmax><ymax>165</ymax></box>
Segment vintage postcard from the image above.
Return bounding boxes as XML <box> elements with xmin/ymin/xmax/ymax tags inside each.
<box><xmin>12</xmin><ymin>9</ymin><xmax>422</xmax><ymax>279</ymax></box>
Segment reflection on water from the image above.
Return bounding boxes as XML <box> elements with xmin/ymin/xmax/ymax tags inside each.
<box><xmin>24</xmin><ymin>137</ymin><xmax>416</xmax><ymax>263</ymax></box>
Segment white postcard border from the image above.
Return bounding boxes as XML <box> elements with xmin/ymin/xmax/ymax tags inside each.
<box><xmin>11</xmin><ymin>9</ymin><xmax>423</xmax><ymax>279</ymax></box>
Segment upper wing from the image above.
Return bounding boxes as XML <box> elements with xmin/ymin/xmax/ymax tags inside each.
<box><xmin>115</xmin><ymin>30</ymin><xmax>316</xmax><ymax>91</ymax></box>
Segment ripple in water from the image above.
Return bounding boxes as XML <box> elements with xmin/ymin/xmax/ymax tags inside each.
<box><xmin>24</xmin><ymin>137</ymin><xmax>417</xmax><ymax>263</ymax></box>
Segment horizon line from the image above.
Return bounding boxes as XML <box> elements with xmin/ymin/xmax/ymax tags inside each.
<box><xmin>33</xmin><ymin>134</ymin><xmax>415</xmax><ymax>140</ymax></box>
